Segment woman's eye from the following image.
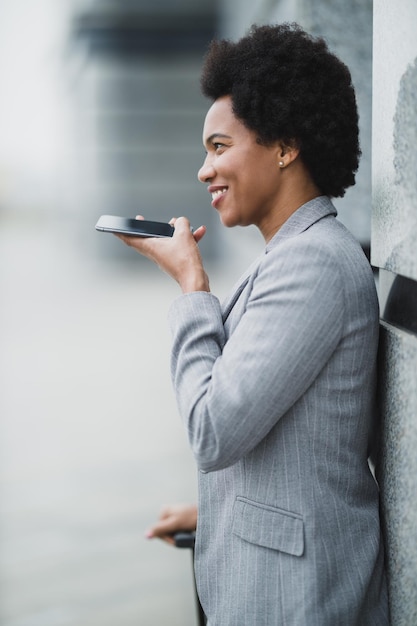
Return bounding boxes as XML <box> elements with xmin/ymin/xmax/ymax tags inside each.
<box><xmin>213</xmin><ymin>142</ymin><xmax>225</xmax><ymax>151</ymax></box>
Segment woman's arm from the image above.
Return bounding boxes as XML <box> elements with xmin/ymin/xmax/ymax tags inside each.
<box><xmin>169</xmin><ymin>237</ymin><xmax>345</xmax><ymax>472</ymax></box>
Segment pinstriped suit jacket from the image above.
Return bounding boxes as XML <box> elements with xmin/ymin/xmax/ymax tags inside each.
<box><xmin>168</xmin><ymin>196</ymin><xmax>389</xmax><ymax>625</ymax></box>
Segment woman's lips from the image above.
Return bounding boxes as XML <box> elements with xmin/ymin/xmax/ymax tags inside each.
<box><xmin>208</xmin><ymin>186</ymin><xmax>228</xmax><ymax>208</ymax></box>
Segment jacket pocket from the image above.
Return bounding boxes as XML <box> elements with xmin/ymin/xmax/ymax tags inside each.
<box><xmin>232</xmin><ymin>496</ymin><xmax>304</xmax><ymax>557</ymax></box>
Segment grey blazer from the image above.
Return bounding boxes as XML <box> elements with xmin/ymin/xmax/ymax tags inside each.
<box><xmin>168</xmin><ymin>197</ymin><xmax>389</xmax><ymax>625</ymax></box>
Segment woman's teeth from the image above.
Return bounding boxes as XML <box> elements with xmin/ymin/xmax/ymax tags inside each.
<box><xmin>212</xmin><ymin>188</ymin><xmax>227</xmax><ymax>199</ymax></box>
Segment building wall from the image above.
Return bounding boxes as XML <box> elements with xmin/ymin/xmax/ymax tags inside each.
<box><xmin>372</xmin><ymin>1</ymin><xmax>417</xmax><ymax>623</ymax></box>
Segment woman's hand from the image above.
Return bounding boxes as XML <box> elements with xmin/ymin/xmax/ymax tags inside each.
<box><xmin>145</xmin><ymin>504</ymin><xmax>198</xmax><ymax>545</ymax></box>
<box><xmin>116</xmin><ymin>216</ymin><xmax>210</xmax><ymax>293</ymax></box>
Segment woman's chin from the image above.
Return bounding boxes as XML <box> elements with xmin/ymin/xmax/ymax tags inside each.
<box><xmin>218</xmin><ymin>212</ymin><xmax>240</xmax><ymax>229</ymax></box>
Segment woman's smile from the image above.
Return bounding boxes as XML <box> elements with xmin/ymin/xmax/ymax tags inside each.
<box><xmin>208</xmin><ymin>185</ymin><xmax>228</xmax><ymax>207</ymax></box>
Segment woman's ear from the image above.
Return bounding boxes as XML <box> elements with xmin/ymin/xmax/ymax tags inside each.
<box><xmin>277</xmin><ymin>140</ymin><xmax>300</xmax><ymax>168</ymax></box>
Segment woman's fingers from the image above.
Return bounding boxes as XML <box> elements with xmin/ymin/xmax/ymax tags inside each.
<box><xmin>145</xmin><ymin>504</ymin><xmax>198</xmax><ymax>544</ymax></box>
<box><xmin>193</xmin><ymin>225</ymin><xmax>207</xmax><ymax>243</ymax></box>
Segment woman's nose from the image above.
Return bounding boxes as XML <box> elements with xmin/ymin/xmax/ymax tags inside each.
<box><xmin>198</xmin><ymin>156</ymin><xmax>215</xmax><ymax>183</ymax></box>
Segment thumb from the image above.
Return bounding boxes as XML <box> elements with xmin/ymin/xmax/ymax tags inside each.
<box><xmin>172</xmin><ymin>216</ymin><xmax>192</xmax><ymax>235</ymax></box>
<box><xmin>145</xmin><ymin>516</ymin><xmax>178</xmax><ymax>539</ymax></box>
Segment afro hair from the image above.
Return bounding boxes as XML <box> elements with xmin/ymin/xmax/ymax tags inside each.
<box><xmin>200</xmin><ymin>23</ymin><xmax>361</xmax><ymax>198</ymax></box>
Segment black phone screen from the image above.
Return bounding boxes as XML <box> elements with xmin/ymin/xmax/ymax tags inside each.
<box><xmin>95</xmin><ymin>216</ymin><xmax>174</xmax><ymax>238</ymax></box>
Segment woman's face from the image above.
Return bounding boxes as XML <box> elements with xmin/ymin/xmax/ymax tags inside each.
<box><xmin>198</xmin><ymin>95</ymin><xmax>283</xmax><ymax>235</ymax></box>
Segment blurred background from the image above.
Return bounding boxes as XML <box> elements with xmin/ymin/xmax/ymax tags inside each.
<box><xmin>0</xmin><ymin>1</ymin><xmax>372</xmax><ymax>624</ymax></box>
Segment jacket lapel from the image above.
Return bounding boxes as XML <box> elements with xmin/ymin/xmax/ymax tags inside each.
<box><xmin>221</xmin><ymin>255</ymin><xmax>263</xmax><ymax>323</ymax></box>
<box><xmin>221</xmin><ymin>196</ymin><xmax>337</xmax><ymax>323</ymax></box>
<box><xmin>222</xmin><ymin>275</ymin><xmax>250</xmax><ymax>324</ymax></box>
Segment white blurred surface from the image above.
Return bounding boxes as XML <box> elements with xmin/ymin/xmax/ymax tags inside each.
<box><xmin>0</xmin><ymin>215</ymin><xmax>203</xmax><ymax>625</ymax></box>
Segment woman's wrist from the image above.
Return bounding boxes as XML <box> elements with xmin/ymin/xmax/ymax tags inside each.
<box><xmin>180</xmin><ymin>269</ymin><xmax>210</xmax><ymax>293</ymax></box>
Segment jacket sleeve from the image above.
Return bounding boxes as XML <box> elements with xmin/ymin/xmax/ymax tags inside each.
<box><xmin>168</xmin><ymin>238</ymin><xmax>345</xmax><ymax>472</ymax></box>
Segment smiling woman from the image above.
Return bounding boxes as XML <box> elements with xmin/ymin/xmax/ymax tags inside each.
<box><xmin>115</xmin><ymin>23</ymin><xmax>389</xmax><ymax>626</ymax></box>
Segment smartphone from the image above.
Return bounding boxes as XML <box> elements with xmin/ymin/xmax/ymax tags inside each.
<box><xmin>95</xmin><ymin>215</ymin><xmax>174</xmax><ymax>238</ymax></box>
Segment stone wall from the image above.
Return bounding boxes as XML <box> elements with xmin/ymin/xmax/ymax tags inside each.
<box><xmin>372</xmin><ymin>1</ymin><xmax>417</xmax><ymax>623</ymax></box>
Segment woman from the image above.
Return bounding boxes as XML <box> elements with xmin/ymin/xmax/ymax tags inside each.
<box><xmin>118</xmin><ymin>23</ymin><xmax>388</xmax><ymax>625</ymax></box>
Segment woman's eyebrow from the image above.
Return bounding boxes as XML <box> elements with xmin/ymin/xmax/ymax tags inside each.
<box><xmin>204</xmin><ymin>133</ymin><xmax>232</xmax><ymax>146</ymax></box>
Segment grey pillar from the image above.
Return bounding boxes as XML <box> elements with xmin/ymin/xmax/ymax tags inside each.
<box><xmin>372</xmin><ymin>1</ymin><xmax>417</xmax><ymax>624</ymax></box>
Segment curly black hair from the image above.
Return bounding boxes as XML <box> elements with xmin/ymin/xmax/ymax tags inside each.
<box><xmin>200</xmin><ymin>23</ymin><xmax>360</xmax><ymax>198</ymax></box>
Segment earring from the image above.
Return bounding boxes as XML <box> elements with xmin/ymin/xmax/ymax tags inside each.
<box><xmin>279</xmin><ymin>161</ymin><xmax>285</xmax><ymax>168</ymax></box>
